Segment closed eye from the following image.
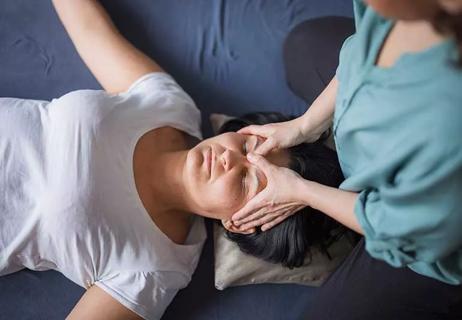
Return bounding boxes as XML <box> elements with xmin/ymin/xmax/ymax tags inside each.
<box><xmin>241</xmin><ymin>169</ymin><xmax>248</xmax><ymax>195</ymax></box>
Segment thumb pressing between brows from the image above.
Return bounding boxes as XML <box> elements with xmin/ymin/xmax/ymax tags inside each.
<box><xmin>247</xmin><ymin>153</ymin><xmax>272</xmax><ymax>171</ymax></box>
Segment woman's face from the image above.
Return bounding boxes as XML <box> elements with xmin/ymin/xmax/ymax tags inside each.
<box><xmin>183</xmin><ymin>132</ymin><xmax>289</xmax><ymax>220</ymax></box>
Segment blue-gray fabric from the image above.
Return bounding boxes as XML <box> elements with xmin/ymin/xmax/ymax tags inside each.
<box><xmin>0</xmin><ymin>0</ymin><xmax>352</xmax><ymax>319</ymax></box>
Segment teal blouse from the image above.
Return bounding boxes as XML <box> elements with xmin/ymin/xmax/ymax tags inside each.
<box><xmin>334</xmin><ymin>0</ymin><xmax>462</xmax><ymax>284</ymax></box>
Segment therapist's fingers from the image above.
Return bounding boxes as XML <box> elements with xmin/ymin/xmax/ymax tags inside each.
<box><xmin>254</xmin><ymin>137</ymin><xmax>278</xmax><ymax>155</ymax></box>
<box><xmin>238</xmin><ymin>204</ymin><xmax>301</xmax><ymax>230</ymax></box>
<box><xmin>240</xmin><ymin>204</ymin><xmax>305</xmax><ymax>231</ymax></box>
<box><xmin>222</xmin><ymin>219</ymin><xmax>256</xmax><ymax>234</ymax></box>
<box><xmin>231</xmin><ymin>198</ymin><xmax>263</xmax><ymax>222</ymax></box>
<box><xmin>238</xmin><ymin>209</ymin><xmax>286</xmax><ymax>230</ymax></box>
<box><xmin>247</xmin><ymin>153</ymin><xmax>275</xmax><ymax>173</ymax></box>
<box><xmin>261</xmin><ymin>213</ymin><xmax>292</xmax><ymax>232</ymax></box>
<box><xmin>235</xmin><ymin>205</ymin><xmax>272</xmax><ymax>226</ymax></box>
<box><xmin>237</xmin><ymin>125</ymin><xmax>268</xmax><ymax>137</ymax></box>
<box><xmin>238</xmin><ymin>126</ymin><xmax>279</xmax><ymax>156</ymax></box>
<box><xmin>235</xmin><ymin>196</ymin><xmax>292</xmax><ymax>226</ymax></box>
<box><xmin>237</xmin><ymin>226</ymin><xmax>257</xmax><ymax>234</ymax></box>
<box><xmin>232</xmin><ymin>195</ymin><xmax>267</xmax><ymax>223</ymax></box>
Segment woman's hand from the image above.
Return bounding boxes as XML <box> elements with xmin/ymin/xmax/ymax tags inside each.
<box><xmin>238</xmin><ymin>77</ymin><xmax>339</xmax><ymax>156</ymax></box>
<box><xmin>238</xmin><ymin>116</ymin><xmax>323</xmax><ymax>156</ymax></box>
<box><xmin>232</xmin><ymin>153</ymin><xmax>308</xmax><ymax>231</ymax></box>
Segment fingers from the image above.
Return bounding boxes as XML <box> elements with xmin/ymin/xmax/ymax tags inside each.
<box><xmin>238</xmin><ymin>204</ymin><xmax>305</xmax><ymax>230</ymax></box>
<box><xmin>238</xmin><ymin>207</ymin><xmax>292</xmax><ymax>230</ymax></box>
<box><xmin>261</xmin><ymin>214</ymin><xmax>291</xmax><ymax>231</ymax></box>
<box><xmin>238</xmin><ymin>125</ymin><xmax>266</xmax><ymax>136</ymax></box>
<box><xmin>237</xmin><ymin>125</ymin><xmax>279</xmax><ymax>155</ymax></box>
<box><xmin>236</xmin><ymin>225</ymin><xmax>257</xmax><ymax>234</ymax></box>
<box><xmin>247</xmin><ymin>153</ymin><xmax>274</xmax><ymax>173</ymax></box>
<box><xmin>238</xmin><ymin>210</ymin><xmax>283</xmax><ymax>230</ymax></box>
<box><xmin>231</xmin><ymin>191</ymin><xmax>267</xmax><ymax>222</ymax></box>
<box><xmin>235</xmin><ymin>200</ymin><xmax>295</xmax><ymax>226</ymax></box>
<box><xmin>221</xmin><ymin>219</ymin><xmax>233</xmax><ymax>230</ymax></box>
<box><xmin>235</xmin><ymin>206</ymin><xmax>269</xmax><ymax>226</ymax></box>
<box><xmin>254</xmin><ymin>137</ymin><xmax>277</xmax><ymax>155</ymax></box>
<box><xmin>221</xmin><ymin>219</ymin><xmax>256</xmax><ymax>234</ymax></box>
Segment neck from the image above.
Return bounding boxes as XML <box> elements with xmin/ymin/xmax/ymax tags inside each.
<box><xmin>148</xmin><ymin>150</ymin><xmax>194</xmax><ymax>218</ymax></box>
<box><xmin>398</xmin><ymin>19</ymin><xmax>448</xmax><ymax>47</ymax></box>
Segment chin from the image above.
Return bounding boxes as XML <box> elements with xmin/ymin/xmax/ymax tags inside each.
<box><xmin>190</xmin><ymin>203</ymin><xmax>232</xmax><ymax>220</ymax></box>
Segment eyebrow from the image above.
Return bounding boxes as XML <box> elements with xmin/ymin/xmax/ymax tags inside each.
<box><xmin>249</xmin><ymin>166</ymin><xmax>264</xmax><ymax>197</ymax></box>
<box><xmin>243</xmin><ymin>135</ymin><xmax>265</xmax><ymax>197</ymax></box>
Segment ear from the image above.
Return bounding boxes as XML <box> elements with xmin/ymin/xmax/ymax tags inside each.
<box><xmin>221</xmin><ymin>219</ymin><xmax>256</xmax><ymax>234</ymax></box>
<box><xmin>210</xmin><ymin>113</ymin><xmax>236</xmax><ymax>134</ymax></box>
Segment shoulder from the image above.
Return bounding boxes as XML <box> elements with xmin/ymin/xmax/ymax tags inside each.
<box><xmin>118</xmin><ymin>72</ymin><xmax>203</xmax><ymax>140</ymax></box>
<box><xmin>48</xmin><ymin>89</ymin><xmax>115</xmax><ymax>126</ymax></box>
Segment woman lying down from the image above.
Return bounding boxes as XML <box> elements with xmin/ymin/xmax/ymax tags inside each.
<box><xmin>0</xmin><ymin>1</ymin><xmax>345</xmax><ymax>319</ymax></box>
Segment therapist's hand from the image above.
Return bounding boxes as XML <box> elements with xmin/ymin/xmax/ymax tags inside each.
<box><xmin>232</xmin><ymin>153</ymin><xmax>308</xmax><ymax>231</ymax></box>
<box><xmin>238</xmin><ymin>117</ymin><xmax>322</xmax><ymax>156</ymax></box>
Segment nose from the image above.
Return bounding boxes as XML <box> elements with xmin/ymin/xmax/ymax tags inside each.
<box><xmin>220</xmin><ymin>149</ymin><xmax>246</xmax><ymax>171</ymax></box>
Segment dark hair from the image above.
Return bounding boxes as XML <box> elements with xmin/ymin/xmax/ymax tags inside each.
<box><xmin>217</xmin><ymin>112</ymin><xmax>349</xmax><ymax>269</ymax></box>
<box><xmin>432</xmin><ymin>9</ymin><xmax>462</xmax><ymax>66</ymax></box>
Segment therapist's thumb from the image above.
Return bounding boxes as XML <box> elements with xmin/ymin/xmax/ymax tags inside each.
<box><xmin>254</xmin><ymin>137</ymin><xmax>278</xmax><ymax>155</ymax></box>
<box><xmin>237</xmin><ymin>125</ymin><xmax>266</xmax><ymax>136</ymax></box>
<box><xmin>247</xmin><ymin>153</ymin><xmax>273</xmax><ymax>172</ymax></box>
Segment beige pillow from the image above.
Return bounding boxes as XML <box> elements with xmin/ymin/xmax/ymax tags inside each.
<box><xmin>213</xmin><ymin>224</ymin><xmax>355</xmax><ymax>290</ymax></box>
<box><xmin>210</xmin><ymin>113</ymin><xmax>351</xmax><ymax>290</ymax></box>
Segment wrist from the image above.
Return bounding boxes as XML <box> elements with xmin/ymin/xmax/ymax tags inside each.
<box><xmin>297</xmin><ymin>178</ymin><xmax>323</xmax><ymax>208</ymax></box>
<box><xmin>294</xmin><ymin>177</ymin><xmax>315</xmax><ymax>206</ymax></box>
<box><xmin>299</xmin><ymin>112</ymin><xmax>330</xmax><ymax>141</ymax></box>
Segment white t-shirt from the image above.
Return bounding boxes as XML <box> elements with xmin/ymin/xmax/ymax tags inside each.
<box><xmin>0</xmin><ymin>72</ymin><xmax>207</xmax><ymax>320</ymax></box>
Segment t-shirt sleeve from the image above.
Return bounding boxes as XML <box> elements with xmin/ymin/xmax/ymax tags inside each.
<box><xmin>95</xmin><ymin>271</ymin><xmax>190</xmax><ymax>320</ymax></box>
<box><xmin>354</xmin><ymin>140</ymin><xmax>462</xmax><ymax>274</ymax></box>
<box><xmin>117</xmin><ymin>72</ymin><xmax>203</xmax><ymax>141</ymax></box>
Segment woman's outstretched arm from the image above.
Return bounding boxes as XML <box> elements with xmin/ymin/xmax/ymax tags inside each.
<box><xmin>52</xmin><ymin>0</ymin><xmax>163</xmax><ymax>94</ymax></box>
<box><xmin>66</xmin><ymin>285</ymin><xmax>141</xmax><ymax>320</ymax></box>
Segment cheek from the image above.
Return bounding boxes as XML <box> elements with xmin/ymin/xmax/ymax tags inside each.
<box><xmin>200</xmin><ymin>177</ymin><xmax>245</xmax><ymax>218</ymax></box>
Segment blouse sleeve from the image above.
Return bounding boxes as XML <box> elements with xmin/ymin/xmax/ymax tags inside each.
<box><xmin>354</xmin><ymin>141</ymin><xmax>462</xmax><ymax>269</ymax></box>
<box><xmin>95</xmin><ymin>271</ymin><xmax>190</xmax><ymax>320</ymax></box>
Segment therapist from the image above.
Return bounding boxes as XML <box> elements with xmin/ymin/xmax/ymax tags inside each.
<box><xmin>232</xmin><ymin>0</ymin><xmax>462</xmax><ymax>318</ymax></box>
